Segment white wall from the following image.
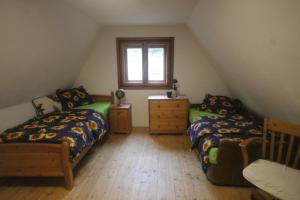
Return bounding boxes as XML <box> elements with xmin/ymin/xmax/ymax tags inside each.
<box><xmin>188</xmin><ymin>0</ymin><xmax>300</xmax><ymax>124</ymax></box>
<box><xmin>75</xmin><ymin>25</ymin><xmax>230</xmax><ymax>126</ymax></box>
<box><xmin>0</xmin><ymin>103</ymin><xmax>35</xmax><ymax>132</ymax></box>
<box><xmin>0</xmin><ymin>0</ymin><xmax>101</xmax><ymax>131</ymax></box>
<box><xmin>0</xmin><ymin>0</ymin><xmax>100</xmax><ymax>109</ymax></box>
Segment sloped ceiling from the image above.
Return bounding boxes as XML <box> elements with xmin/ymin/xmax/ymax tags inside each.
<box><xmin>65</xmin><ymin>0</ymin><xmax>199</xmax><ymax>25</ymax></box>
<box><xmin>1</xmin><ymin>0</ymin><xmax>299</xmax><ymax>125</ymax></box>
<box><xmin>188</xmin><ymin>0</ymin><xmax>300</xmax><ymax>123</ymax></box>
<box><xmin>0</xmin><ymin>0</ymin><xmax>100</xmax><ymax>108</ymax></box>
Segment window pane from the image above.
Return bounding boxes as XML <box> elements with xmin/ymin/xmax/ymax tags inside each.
<box><xmin>148</xmin><ymin>48</ymin><xmax>165</xmax><ymax>81</ymax></box>
<box><xmin>127</xmin><ymin>48</ymin><xmax>143</xmax><ymax>81</ymax></box>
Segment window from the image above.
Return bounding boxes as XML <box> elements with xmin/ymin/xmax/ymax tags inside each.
<box><xmin>116</xmin><ymin>37</ymin><xmax>174</xmax><ymax>89</ymax></box>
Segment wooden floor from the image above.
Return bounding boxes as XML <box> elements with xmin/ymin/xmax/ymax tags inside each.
<box><xmin>0</xmin><ymin>129</ymin><xmax>250</xmax><ymax>200</ymax></box>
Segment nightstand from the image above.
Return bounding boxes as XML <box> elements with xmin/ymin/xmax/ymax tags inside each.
<box><xmin>109</xmin><ymin>104</ymin><xmax>132</xmax><ymax>133</ymax></box>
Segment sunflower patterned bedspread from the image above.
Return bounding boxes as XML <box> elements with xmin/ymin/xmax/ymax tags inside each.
<box><xmin>187</xmin><ymin>114</ymin><xmax>262</xmax><ymax>171</ymax></box>
<box><xmin>0</xmin><ymin>109</ymin><xmax>108</xmax><ymax>160</ymax></box>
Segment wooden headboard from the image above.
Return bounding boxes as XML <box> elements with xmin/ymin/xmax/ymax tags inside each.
<box><xmin>91</xmin><ymin>92</ymin><xmax>114</xmax><ymax>104</ymax></box>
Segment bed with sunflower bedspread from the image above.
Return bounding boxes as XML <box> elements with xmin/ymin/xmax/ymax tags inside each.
<box><xmin>188</xmin><ymin>94</ymin><xmax>263</xmax><ymax>186</ymax></box>
<box><xmin>0</xmin><ymin>90</ymin><xmax>114</xmax><ymax>190</ymax></box>
<box><xmin>0</xmin><ymin>109</ymin><xmax>108</xmax><ymax>160</ymax></box>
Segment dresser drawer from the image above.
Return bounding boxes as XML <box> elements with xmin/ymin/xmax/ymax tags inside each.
<box><xmin>150</xmin><ymin>120</ymin><xmax>186</xmax><ymax>126</ymax></box>
<box><xmin>149</xmin><ymin>100</ymin><xmax>187</xmax><ymax>111</ymax></box>
<box><xmin>110</xmin><ymin>110</ymin><xmax>127</xmax><ymax>118</ymax></box>
<box><xmin>150</xmin><ymin>111</ymin><xmax>186</xmax><ymax>120</ymax></box>
<box><xmin>150</xmin><ymin>122</ymin><xmax>186</xmax><ymax>132</ymax></box>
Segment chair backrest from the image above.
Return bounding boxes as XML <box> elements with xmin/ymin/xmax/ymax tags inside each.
<box><xmin>263</xmin><ymin>118</ymin><xmax>300</xmax><ymax>169</ymax></box>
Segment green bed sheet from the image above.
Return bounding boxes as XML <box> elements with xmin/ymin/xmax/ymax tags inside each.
<box><xmin>75</xmin><ymin>102</ymin><xmax>112</xmax><ymax>118</ymax></box>
<box><xmin>208</xmin><ymin>147</ymin><xmax>218</xmax><ymax>164</ymax></box>
<box><xmin>189</xmin><ymin>108</ymin><xmax>221</xmax><ymax>123</ymax></box>
<box><xmin>189</xmin><ymin>108</ymin><xmax>220</xmax><ymax>164</ymax></box>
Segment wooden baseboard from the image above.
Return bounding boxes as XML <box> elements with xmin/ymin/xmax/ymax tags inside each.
<box><xmin>132</xmin><ymin>127</ymin><xmax>149</xmax><ymax>133</ymax></box>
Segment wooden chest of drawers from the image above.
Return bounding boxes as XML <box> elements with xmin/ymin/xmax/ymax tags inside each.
<box><xmin>148</xmin><ymin>95</ymin><xmax>189</xmax><ymax>134</ymax></box>
<box><xmin>109</xmin><ymin>104</ymin><xmax>132</xmax><ymax>133</ymax></box>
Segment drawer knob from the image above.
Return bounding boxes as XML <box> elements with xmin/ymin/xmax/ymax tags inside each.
<box><xmin>157</xmin><ymin>125</ymin><xmax>160</xmax><ymax>128</ymax></box>
<box><xmin>175</xmin><ymin>115</ymin><xmax>179</xmax><ymax>118</ymax></box>
<box><xmin>157</xmin><ymin>105</ymin><xmax>160</xmax><ymax>108</ymax></box>
<box><xmin>176</xmin><ymin>104</ymin><xmax>180</xmax><ymax>108</ymax></box>
<box><xmin>157</xmin><ymin>115</ymin><xmax>160</xmax><ymax>118</ymax></box>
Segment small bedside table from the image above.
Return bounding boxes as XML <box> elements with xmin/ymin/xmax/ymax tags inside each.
<box><xmin>109</xmin><ymin>104</ymin><xmax>132</xmax><ymax>133</ymax></box>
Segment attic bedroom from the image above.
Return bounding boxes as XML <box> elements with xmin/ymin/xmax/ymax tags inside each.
<box><xmin>0</xmin><ymin>0</ymin><xmax>299</xmax><ymax>200</ymax></box>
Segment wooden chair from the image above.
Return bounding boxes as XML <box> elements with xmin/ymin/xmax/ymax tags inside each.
<box><xmin>239</xmin><ymin>118</ymin><xmax>300</xmax><ymax>200</ymax></box>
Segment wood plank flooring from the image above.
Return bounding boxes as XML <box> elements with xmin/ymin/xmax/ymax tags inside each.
<box><xmin>0</xmin><ymin>129</ymin><xmax>250</xmax><ymax>200</ymax></box>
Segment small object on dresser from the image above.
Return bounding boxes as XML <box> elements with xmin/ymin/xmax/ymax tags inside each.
<box><xmin>166</xmin><ymin>91</ymin><xmax>172</xmax><ymax>98</ymax></box>
<box><xmin>172</xmin><ymin>78</ymin><xmax>179</xmax><ymax>97</ymax></box>
<box><xmin>109</xmin><ymin>104</ymin><xmax>132</xmax><ymax>134</ymax></box>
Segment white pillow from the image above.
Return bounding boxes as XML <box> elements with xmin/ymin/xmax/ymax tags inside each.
<box><xmin>32</xmin><ymin>95</ymin><xmax>62</xmax><ymax>117</ymax></box>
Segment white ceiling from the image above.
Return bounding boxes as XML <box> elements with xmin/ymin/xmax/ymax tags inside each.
<box><xmin>66</xmin><ymin>0</ymin><xmax>199</xmax><ymax>25</ymax></box>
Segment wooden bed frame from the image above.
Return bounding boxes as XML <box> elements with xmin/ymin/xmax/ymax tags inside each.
<box><xmin>0</xmin><ymin>92</ymin><xmax>114</xmax><ymax>190</ymax></box>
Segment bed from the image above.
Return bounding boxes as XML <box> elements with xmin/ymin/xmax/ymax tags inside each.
<box><xmin>0</xmin><ymin>92</ymin><xmax>114</xmax><ymax>190</ymax></box>
<box><xmin>187</xmin><ymin>95</ymin><xmax>263</xmax><ymax>186</ymax></box>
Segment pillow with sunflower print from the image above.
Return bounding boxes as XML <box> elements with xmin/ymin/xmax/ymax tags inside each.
<box><xmin>56</xmin><ymin>86</ymin><xmax>94</xmax><ymax>110</ymax></box>
<box><xmin>200</xmin><ymin>94</ymin><xmax>237</xmax><ymax>116</ymax></box>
